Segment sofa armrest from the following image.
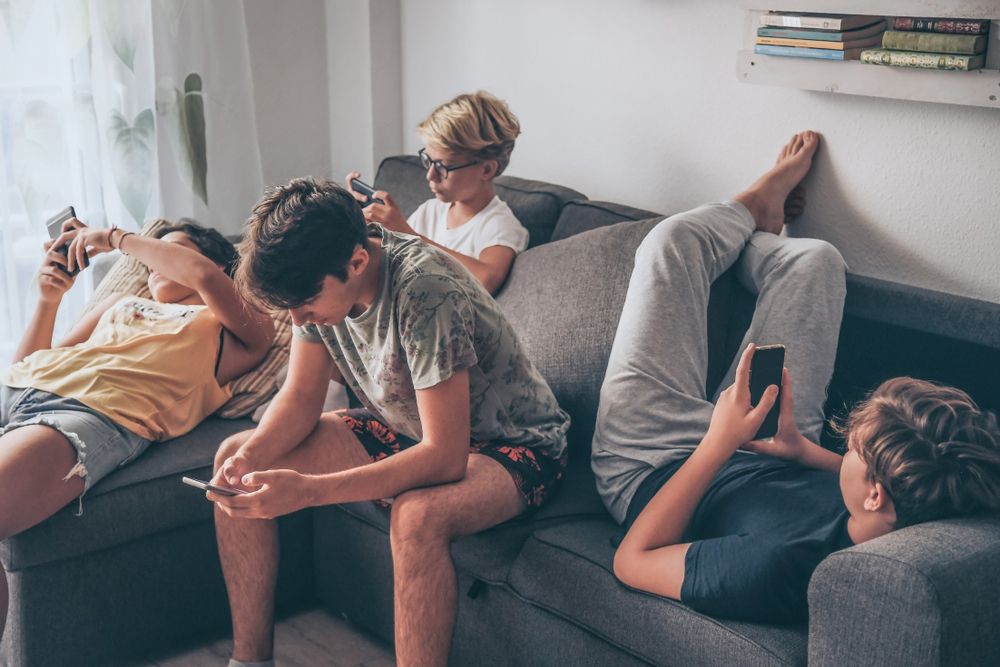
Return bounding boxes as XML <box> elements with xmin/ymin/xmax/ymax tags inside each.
<box><xmin>807</xmin><ymin>517</ymin><xmax>1000</xmax><ymax>667</ymax></box>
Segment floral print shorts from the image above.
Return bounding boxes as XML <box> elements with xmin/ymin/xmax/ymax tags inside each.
<box><xmin>338</xmin><ymin>408</ymin><xmax>567</xmax><ymax>509</ymax></box>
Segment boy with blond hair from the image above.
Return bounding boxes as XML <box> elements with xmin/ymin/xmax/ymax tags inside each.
<box><xmin>348</xmin><ymin>90</ymin><xmax>528</xmax><ymax>294</ymax></box>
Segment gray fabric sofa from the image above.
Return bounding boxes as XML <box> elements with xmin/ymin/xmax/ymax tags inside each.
<box><xmin>3</xmin><ymin>157</ymin><xmax>999</xmax><ymax>667</ymax></box>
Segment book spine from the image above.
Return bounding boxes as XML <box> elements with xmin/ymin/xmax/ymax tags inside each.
<box><xmin>757</xmin><ymin>36</ymin><xmax>847</xmax><ymax>50</ymax></box>
<box><xmin>882</xmin><ymin>30</ymin><xmax>987</xmax><ymax>55</ymax></box>
<box><xmin>757</xmin><ymin>27</ymin><xmax>845</xmax><ymax>41</ymax></box>
<box><xmin>754</xmin><ymin>44</ymin><xmax>846</xmax><ymax>60</ymax></box>
<box><xmin>860</xmin><ymin>49</ymin><xmax>984</xmax><ymax>70</ymax></box>
<box><xmin>760</xmin><ymin>14</ymin><xmax>844</xmax><ymax>30</ymax></box>
<box><xmin>892</xmin><ymin>18</ymin><xmax>990</xmax><ymax>34</ymax></box>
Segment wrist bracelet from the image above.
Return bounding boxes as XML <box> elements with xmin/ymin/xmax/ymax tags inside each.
<box><xmin>117</xmin><ymin>230</ymin><xmax>135</xmax><ymax>256</ymax></box>
<box><xmin>106</xmin><ymin>224</ymin><xmax>117</xmax><ymax>249</ymax></box>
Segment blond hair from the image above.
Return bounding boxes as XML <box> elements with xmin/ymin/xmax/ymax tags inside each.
<box><xmin>417</xmin><ymin>91</ymin><xmax>521</xmax><ymax>176</ymax></box>
<box><xmin>836</xmin><ymin>377</ymin><xmax>1000</xmax><ymax>528</ymax></box>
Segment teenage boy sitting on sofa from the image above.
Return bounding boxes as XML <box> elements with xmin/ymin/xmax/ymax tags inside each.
<box><xmin>208</xmin><ymin>178</ymin><xmax>569</xmax><ymax>667</ymax></box>
<box><xmin>347</xmin><ymin>90</ymin><xmax>528</xmax><ymax>295</ymax></box>
<box><xmin>593</xmin><ymin>131</ymin><xmax>1000</xmax><ymax>623</ymax></box>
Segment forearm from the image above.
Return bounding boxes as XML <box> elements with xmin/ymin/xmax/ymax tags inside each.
<box><xmin>417</xmin><ymin>235</ymin><xmax>501</xmax><ymax>291</ymax></box>
<box><xmin>115</xmin><ymin>230</ymin><xmax>217</xmax><ymax>291</ymax></box>
<box><xmin>621</xmin><ymin>437</ymin><xmax>731</xmax><ymax>553</ymax></box>
<box><xmin>796</xmin><ymin>438</ymin><xmax>843</xmax><ymax>473</ymax></box>
<box><xmin>310</xmin><ymin>441</ymin><xmax>466</xmax><ymax>506</ymax></box>
<box><xmin>13</xmin><ymin>300</ymin><xmax>61</xmax><ymax>363</ymax></box>
<box><xmin>241</xmin><ymin>388</ymin><xmax>325</xmax><ymax>467</ymax></box>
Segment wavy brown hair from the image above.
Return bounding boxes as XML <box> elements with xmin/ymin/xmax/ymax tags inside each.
<box><xmin>836</xmin><ymin>377</ymin><xmax>1000</xmax><ymax>529</ymax></box>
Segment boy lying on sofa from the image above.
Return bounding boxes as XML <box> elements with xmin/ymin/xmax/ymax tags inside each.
<box><xmin>346</xmin><ymin>90</ymin><xmax>529</xmax><ymax>295</ymax></box>
<box><xmin>594</xmin><ymin>131</ymin><xmax>1000</xmax><ymax>622</ymax></box>
<box><xmin>0</xmin><ymin>217</ymin><xmax>274</xmax><ymax>638</ymax></box>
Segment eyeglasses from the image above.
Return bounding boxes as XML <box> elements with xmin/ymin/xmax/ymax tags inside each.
<box><xmin>419</xmin><ymin>148</ymin><xmax>477</xmax><ymax>180</ymax></box>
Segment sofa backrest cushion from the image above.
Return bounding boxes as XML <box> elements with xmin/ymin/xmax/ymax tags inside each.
<box><xmin>374</xmin><ymin>155</ymin><xmax>586</xmax><ymax>248</ymax></box>
<box><xmin>550</xmin><ymin>200</ymin><xmax>662</xmax><ymax>243</ymax></box>
<box><xmin>495</xmin><ymin>216</ymin><xmax>757</xmax><ymax>458</ymax></box>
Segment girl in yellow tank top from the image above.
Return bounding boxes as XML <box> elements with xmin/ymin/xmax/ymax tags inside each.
<box><xmin>0</xmin><ymin>217</ymin><xmax>275</xmax><ymax>636</ymax></box>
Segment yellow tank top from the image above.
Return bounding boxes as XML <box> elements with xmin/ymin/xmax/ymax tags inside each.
<box><xmin>2</xmin><ymin>296</ymin><xmax>232</xmax><ymax>441</ymax></box>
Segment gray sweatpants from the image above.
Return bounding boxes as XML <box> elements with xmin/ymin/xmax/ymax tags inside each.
<box><xmin>591</xmin><ymin>200</ymin><xmax>847</xmax><ymax>523</ymax></box>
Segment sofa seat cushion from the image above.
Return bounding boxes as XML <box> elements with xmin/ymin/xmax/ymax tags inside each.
<box><xmin>550</xmin><ymin>199</ymin><xmax>662</xmax><ymax>242</ymax></box>
<box><xmin>507</xmin><ymin>520</ymin><xmax>808</xmax><ymax>667</ymax></box>
<box><xmin>374</xmin><ymin>156</ymin><xmax>586</xmax><ymax>248</ymax></box>
<box><xmin>326</xmin><ymin>453</ymin><xmax>609</xmax><ymax>583</ymax></box>
<box><xmin>0</xmin><ymin>417</ymin><xmax>252</xmax><ymax>571</ymax></box>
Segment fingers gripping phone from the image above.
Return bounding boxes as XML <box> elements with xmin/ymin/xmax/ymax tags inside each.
<box><xmin>350</xmin><ymin>178</ymin><xmax>385</xmax><ymax>208</ymax></box>
<box><xmin>182</xmin><ymin>476</ymin><xmax>249</xmax><ymax>497</ymax></box>
<box><xmin>749</xmin><ymin>344</ymin><xmax>785</xmax><ymax>440</ymax></box>
<box><xmin>45</xmin><ymin>205</ymin><xmax>89</xmax><ymax>276</ymax></box>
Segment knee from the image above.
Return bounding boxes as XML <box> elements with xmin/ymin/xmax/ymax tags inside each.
<box><xmin>390</xmin><ymin>491</ymin><xmax>449</xmax><ymax>553</ymax></box>
<box><xmin>785</xmin><ymin>238</ymin><xmax>846</xmax><ymax>282</ymax></box>
<box><xmin>214</xmin><ymin>431</ymin><xmax>251</xmax><ymax>472</ymax></box>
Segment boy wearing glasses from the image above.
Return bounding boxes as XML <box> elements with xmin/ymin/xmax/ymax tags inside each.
<box><xmin>347</xmin><ymin>90</ymin><xmax>528</xmax><ymax>295</ymax></box>
<box><xmin>210</xmin><ymin>178</ymin><xmax>569</xmax><ymax>667</ymax></box>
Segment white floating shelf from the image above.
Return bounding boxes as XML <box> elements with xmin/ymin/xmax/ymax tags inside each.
<box><xmin>737</xmin><ymin>50</ymin><xmax>1000</xmax><ymax>108</ymax></box>
<box><xmin>738</xmin><ymin>4</ymin><xmax>1000</xmax><ymax>108</ymax></box>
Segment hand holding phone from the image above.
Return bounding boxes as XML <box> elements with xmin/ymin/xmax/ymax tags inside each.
<box><xmin>350</xmin><ymin>178</ymin><xmax>385</xmax><ymax>208</ymax></box>
<box><xmin>182</xmin><ymin>476</ymin><xmax>250</xmax><ymax>497</ymax></box>
<box><xmin>749</xmin><ymin>344</ymin><xmax>785</xmax><ymax>440</ymax></box>
<box><xmin>44</xmin><ymin>206</ymin><xmax>89</xmax><ymax>276</ymax></box>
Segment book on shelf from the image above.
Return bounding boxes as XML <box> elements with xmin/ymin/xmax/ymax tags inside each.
<box><xmin>758</xmin><ymin>12</ymin><xmax>883</xmax><ymax>31</ymax></box>
<box><xmin>757</xmin><ymin>34</ymin><xmax>883</xmax><ymax>50</ymax></box>
<box><xmin>892</xmin><ymin>18</ymin><xmax>991</xmax><ymax>34</ymax></box>
<box><xmin>757</xmin><ymin>20</ymin><xmax>886</xmax><ymax>42</ymax></box>
<box><xmin>753</xmin><ymin>44</ymin><xmax>870</xmax><ymax>60</ymax></box>
<box><xmin>881</xmin><ymin>30</ymin><xmax>988</xmax><ymax>55</ymax></box>
<box><xmin>860</xmin><ymin>49</ymin><xmax>985</xmax><ymax>70</ymax></box>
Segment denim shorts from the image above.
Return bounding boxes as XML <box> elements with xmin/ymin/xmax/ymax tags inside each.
<box><xmin>0</xmin><ymin>385</ymin><xmax>152</xmax><ymax>492</ymax></box>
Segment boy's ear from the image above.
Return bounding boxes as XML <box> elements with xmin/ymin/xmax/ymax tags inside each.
<box><xmin>866</xmin><ymin>481</ymin><xmax>897</xmax><ymax>522</ymax></box>
<box><xmin>347</xmin><ymin>244</ymin><xmax>369</xmax><ymax>276</ymax></box>
<box><xmin>480</xmin><ymin>159</ymin><xmax>499</xmax><ymax>181</ymax></box>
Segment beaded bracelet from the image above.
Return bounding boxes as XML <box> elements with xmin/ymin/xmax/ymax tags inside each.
<box><xmin>105</xmin><ymin>224</ymin><xmax>117</xmax><ymax>249</ymax></box>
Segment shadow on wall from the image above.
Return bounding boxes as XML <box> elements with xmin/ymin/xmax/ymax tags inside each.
<box><xmin>787</xmin><ymin>140</ymin><xmax>971</xmax><ymax>298</ymax></box>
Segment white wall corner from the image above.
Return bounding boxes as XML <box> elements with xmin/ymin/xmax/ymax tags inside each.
<box><xmin>325</xmin><ymin>0</ymin><xmax>403</xmax><ymax>184</ymax></box>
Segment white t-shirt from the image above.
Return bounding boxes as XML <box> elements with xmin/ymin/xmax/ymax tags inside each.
<box><xmin>407</xmin><ymin>196</ymin><xmax>530</xmax><ymax>259</ymax></box>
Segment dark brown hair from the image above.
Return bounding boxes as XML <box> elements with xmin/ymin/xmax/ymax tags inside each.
<box><xmin>234</xmin><ymin>177</ymin><xmax>369</xmax><ymax>309</ymax></box>
<box><xmin>154</xmin><ymin>218</ymin><xmax>237</xmax><ymax>276</ymax></box>
<box><xmin>837</xmin><ymin>377</ymin><xmax>1000</xmax><ymax>529</ymax></box>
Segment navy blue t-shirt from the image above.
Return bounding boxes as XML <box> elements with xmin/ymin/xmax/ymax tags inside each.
<box><xmin>620</xmin><ymin>451</ymin><xmax>853</xmax><ymax>624</ymax></box>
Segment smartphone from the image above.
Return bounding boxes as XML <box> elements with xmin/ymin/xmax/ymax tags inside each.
<box><xmin>182</xmin><ymin>476</ymin><xmax>250</xmax><ymax>497</ymax></box>
<box><xmin>749</xmin><ymin>344</ymin><xmax>785</xmax><ymax>440</ymax></box>
<box><xmin>349</xmin><ymin>178</ymin><xmax>385</xmax><ymax>208</ymax></box>
<box><xmin>44</xmin><ymin>205</ymin><xmax>89</xmax><ymax>276</ymax></box>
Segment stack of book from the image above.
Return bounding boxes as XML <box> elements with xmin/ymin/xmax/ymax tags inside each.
<box><xmin>755</xmin><ymin>13</ymin><xmax>886</xmax><ymax>60</ymax></box>
<box><xmin>860</xmin><ymin>18</ymin><xmax>991</xmax><ymax>71</ymax></box>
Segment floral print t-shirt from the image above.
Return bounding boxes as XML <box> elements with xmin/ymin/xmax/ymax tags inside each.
<box><xmin>292</xmin><ymin>225</ymin><xmax>570</xmax><ymax>460</ymax></box>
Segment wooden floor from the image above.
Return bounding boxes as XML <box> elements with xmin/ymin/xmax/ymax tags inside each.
<box><xmin>134</xmin><ymin>608</ymin><xmax>396</xmax><ymax>667</ymax></box>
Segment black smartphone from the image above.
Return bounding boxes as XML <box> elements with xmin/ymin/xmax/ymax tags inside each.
<box><xmin>44</xmin><ymin>205</ymin><xmax>89</xmax><ymax>276</ymax></box>
<box><xmin>350</xmin><ymin>178</ymin><xmax>385</xmax><ymax>208</ymax></box>
<box><xmin>182</xmin><ymin>476</ymin><xmax>250</xmax><ymax>497</ymax></box>
<box><xmin>749</xmin><ymin>344</ymin><xmax>785</xmax><ymax>440</ymax></box>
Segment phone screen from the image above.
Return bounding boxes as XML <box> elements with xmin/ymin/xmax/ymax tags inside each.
<box><xmin>182</xmin><ymin>476</ymin><xmax>249</xmax><ymax>497</ymax></box>
<box><xmin>749</xmin><ymin>344</ymin><xmax>785</xmax><ymax>440</ymax></box>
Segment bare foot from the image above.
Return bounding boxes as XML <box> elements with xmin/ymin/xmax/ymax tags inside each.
<box><xmin>784</xmin><ymin>184</ymin><xmax>806</xmax><ymax>225</ymax></box>
<box><xmin>734</xmin><ymin>132</ymin><xmax>819</xmax><ymax>234</ymax></box>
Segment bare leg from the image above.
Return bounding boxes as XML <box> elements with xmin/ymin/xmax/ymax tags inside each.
<box><xmin>391</xmin><ymin>455</ymin><xmax>527</xmax><ymax>667</ymax></box>
<box><xmin>216</xmin><ymin>414</ymin><xmax>372</xmax><ymax>663</ymax></box>
<box><xmin>0</xmin><ymin>425</ymin><xmax>86</xmax><ymax>638</ymax></box>
<box><xmin>735</xmin><ymin>131</ymin><xmax>819</xmax><ymax>234</ymax></box>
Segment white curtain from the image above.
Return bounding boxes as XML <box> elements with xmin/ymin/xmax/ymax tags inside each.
<box><xmin>0</xmin><ymin>0</ymin><xmax>263</xmax><ymax>363</ymax></box>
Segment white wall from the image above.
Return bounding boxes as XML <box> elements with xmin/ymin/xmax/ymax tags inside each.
<box><xmin>245</xmin><ymin>0</ymin><xmax>332</xmax><ymax>187</ymax></box>
<box><xmin>398</xmin><ymin>0</ymin><xmax>1000</xmax><ymax>304</ymax></box>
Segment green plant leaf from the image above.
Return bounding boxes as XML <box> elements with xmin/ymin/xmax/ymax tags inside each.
<box><xmin>0</xmin><ymin>0</ymin><xmax>37</xmax><ymax>47</ymax></box>
<box><xmin>155</xmin><ymin>72</ymin><xmax>208</xmax><ymax>204</ymax></box>
<box><xmin>98</xmin><ymin>0</ymin><xmax>147</xmax><ymax>71</ymax></box>
<box><xmin>12</xmin><ymin>100</ymin><xmax>71</xmax><ymax>231</ymax></box>
<box><xmin>107</xmin><ymin>108</ymin><xmax>155</xmax><ymax>225</ymax></box>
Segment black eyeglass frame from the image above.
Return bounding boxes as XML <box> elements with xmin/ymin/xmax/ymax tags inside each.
<box><xmin>418</xmin><ymin>148</ymin><xmax>478</xmax><ymax>180</ymax></box>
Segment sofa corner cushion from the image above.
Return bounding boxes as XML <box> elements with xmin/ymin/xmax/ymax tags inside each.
<box><xmin>0</xmin><ymin>417</ymin><xmax>253</xmax><ymax>571</ymax></box>
<box><xmin>550</xmin><ymin>200</ymin><xmax>663</xmax><ymax>243</ymax></box>
<box><xmin>507</xmin><ymin>520</ymin><xmax>808</xmax><ymax>667</ymax></box>
<box><xmin>374</xmin><ymin>155</ymin><xmax>586</xmax><ymax>249</ymax></box>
